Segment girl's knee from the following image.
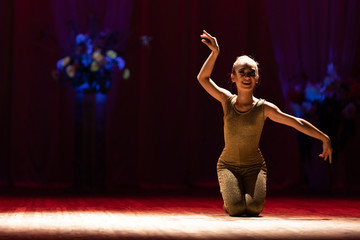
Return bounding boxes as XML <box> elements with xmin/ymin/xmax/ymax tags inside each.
<box><xmin>224</xmin><ymin>203</ymin><xmax>246</xmax><ymax>216</ymax></box>
<box><xmin>246</xmin><ymin>201</ymin><xmax>264</xmax><ymax>216</ymax></box>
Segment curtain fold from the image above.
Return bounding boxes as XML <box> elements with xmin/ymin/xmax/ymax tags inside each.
<box><xmin>0</xmin><ymin>0</ymin><xmax>14</xmax><ymax>184</ymax></box>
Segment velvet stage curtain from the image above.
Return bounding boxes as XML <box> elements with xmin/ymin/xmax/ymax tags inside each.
<box><xmin>265</xmin><ymin>0</ymin><xmax>360</xmax><ymax>97</ymax></box>
<box><xmin>1</xmin><ymin>0</ymin><xmax>359</xmax><ymax>193</ymax></box>
<box><xmin>120</xmin><ymin>0</ymin><xmax>298</xmax><ymax>189</ymax></box>
<box><xmin>0</xmin><ymin>0</ymin><xmax>134</xmax><ymax>189</ymax></box>
<box><xmin>265</xmin><ymin>0</ymin><xmax>360</xmax><ymax>192</ymax></box>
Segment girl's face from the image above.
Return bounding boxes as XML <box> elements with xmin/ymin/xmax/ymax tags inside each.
<box><xmin>231</xmin><ymin>65</ymin><xmax>259</xmax><ymax>91</ymax></box>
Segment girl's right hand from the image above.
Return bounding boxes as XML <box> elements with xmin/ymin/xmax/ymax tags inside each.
<box><xmin>200</xmin><ymin>30</ymin><xmax>219</xmax><ymax>53</ymax></box>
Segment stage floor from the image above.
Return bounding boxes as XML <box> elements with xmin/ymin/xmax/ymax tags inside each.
<box><xmin>0</xmin><ymin>191</ymin><xmax>359</xmax><ymax>239</ymax></box>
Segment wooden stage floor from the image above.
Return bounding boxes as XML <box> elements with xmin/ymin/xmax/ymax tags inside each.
<box><xmin>0</xmin><ymin>190</ymin><xmax>359</xmax><ymax>239</ymax></box>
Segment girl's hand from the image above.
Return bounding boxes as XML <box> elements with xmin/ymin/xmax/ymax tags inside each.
<box><xmin>319</xmin><ymin>138</ymin><xmax>333</xmax><ymax>164</ymax></box>
<box><xmin>200</xmin><ymin>30</ymin><xmax>219</xmax><ymax>53</ymax></box>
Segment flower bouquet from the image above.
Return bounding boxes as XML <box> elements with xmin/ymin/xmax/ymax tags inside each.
<box><xmin>56</xmin><ymin>33</ymin><xmax>128</xmax><ymax>93</ymax></box>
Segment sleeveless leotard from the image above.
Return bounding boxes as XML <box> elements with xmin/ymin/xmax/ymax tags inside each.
<box><xmin>218</xmin><ymin>95</ymin><xmax>265</xmax><ymax>167</ymax></box>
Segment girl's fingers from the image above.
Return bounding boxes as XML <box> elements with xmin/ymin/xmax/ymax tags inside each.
<box><xmin>201</xmin><ymin>39</ymin><xmax>208</xmax><ymax>44</ymax></box>
<box><xmin>203</xmin><ymin>30</ymin><xmax>214</xmax><ymax>39</ymax></box>
<box><xmin>202</xmin><ymin>31</ymin><xmax>215</xmax><ymax>40</ymax></box>
<box><xmin>319</xmin><ymin>152</ymin><xmax>327</xmax><ymax>159</ymax></box>
<box><xmin>201</xmin><ymin>35</ymin><xmax>214</xmax><ymax>43</ymax></box>
<box><xmin>319</xmin><ymin>150</ymin><xmax>332</xmax><ymax>164</ymax></box>
<box><xmin>200</xmin><ymin>34</ymin><xmax>210</xmax><ymax>39</ymax></box>
<box><xmin>200</xmin><ymin>36</ymin><xmax>215</xmax><ymax>46</ymax></box>
<box><xmin>201</xmin><ymin>39</ymin><xmax>212</xmax><ymax>48</ymax></box>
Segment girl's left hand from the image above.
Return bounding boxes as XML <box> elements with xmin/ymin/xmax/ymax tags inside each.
<box><xmin>319</xmin><ymin>139</ymin><xmax>333</xmax><ymax>164</ymax></box>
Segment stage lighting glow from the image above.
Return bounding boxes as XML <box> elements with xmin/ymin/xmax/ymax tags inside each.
<box><xmin>0</xmin><ymin>211</ymin><xmax>359</xmax><ymax>239</ymax></box>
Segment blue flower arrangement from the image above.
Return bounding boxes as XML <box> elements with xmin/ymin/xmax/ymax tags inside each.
<box><xmin>288</xmin><ymin>62</ymin><xmax>360</xmax><ymax>120</ymax></box>
<box><xmin>56</xmin><ymin>33</ymin><xmax>129</xmax><ymax>93</ymax></box>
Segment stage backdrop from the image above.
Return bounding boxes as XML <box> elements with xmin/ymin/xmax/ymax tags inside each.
<box><xmin>1</xmin><ymin>0</ymin><xmax>359</xmax><ymax>193</ymax></box>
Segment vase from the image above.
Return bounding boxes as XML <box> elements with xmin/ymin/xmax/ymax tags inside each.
<box><xmin>74</xmin><ymin>91</ymin><xmax>106</xmax><ymax>192</ymax></box>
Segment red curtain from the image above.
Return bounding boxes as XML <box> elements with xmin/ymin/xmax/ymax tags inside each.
<box><xmin>1</xmin><ymin>0</ymin><xmax>359</xmax><ymax>193</ymax></box>
<box><xmin>115</xmin><ymin>0</ymin><xmax>298</xmax><ymax>189</ymax></box>
<box><xmin>265</xmin><ymin>0</ymin><xmax>360</xmax><ymax>192</ymax></box>
<box><xmin>0</xmin><ymin>0</ymin><xmax>13</xmax><ymax>185</ymax></box>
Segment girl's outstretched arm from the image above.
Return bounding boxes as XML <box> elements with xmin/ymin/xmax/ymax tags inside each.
<box><xmin>197</xmin><ymin>30</ymin><xmax>231</xmax><ymax>104</ymax></box>
<box><xmin>264</xmin><ymin>101</ymin><xmax>333</xmax><ymax>164</ymax></box>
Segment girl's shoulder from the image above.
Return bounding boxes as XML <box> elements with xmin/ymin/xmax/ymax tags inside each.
<box><xmin>262</xmin><ymin>100</ymin><xmax>278</xmax><ymax>109</ymax></box>
<box><xmin>262</xmin><ymin>100</ymin><xmax>283</xmax><ymax>118</ymax></box>
<box><xmin>222</xmin><ymin>94</ymin><xmax>237</xmax><ymax>115</ymax></box>
<box><xmin>225</xmin><ymin>94</ymin><xmax>237</xmax><ymax>106</ymax></box>
<box><xmin>252</xmin><ymin>97</ymin><xmax>266</xmax><ymax>108</ymax></box>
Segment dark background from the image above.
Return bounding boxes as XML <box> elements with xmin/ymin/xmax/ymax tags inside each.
<box><xmin>1</xmin><ymin>0</ymin><xmax>360</xmax><ymax>194</ymax></box>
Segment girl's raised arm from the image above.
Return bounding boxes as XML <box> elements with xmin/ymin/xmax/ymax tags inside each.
<box><xmin>197</xmin><ymin>30</ymin><xmax>231</xmax><ymax>104</ymax></box>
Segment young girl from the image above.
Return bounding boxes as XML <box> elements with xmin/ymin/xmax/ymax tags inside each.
<box><xmin>197</xmin><ymin>30</ymin><xmax>333</xmax><ymax>217</ymax></box>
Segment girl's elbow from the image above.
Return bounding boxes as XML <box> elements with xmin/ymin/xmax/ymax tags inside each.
<box><xmin>294</xmin><ymin>118</ymin><xmax>308</xmax><ymax>130</ymax></box>
<box><xmin>197</xmin><ymin>75</ymin><xmax>209</xmax><ymax>82</ymax></box>
<box><xmin>296</xmin><ymin>117</ymin><xmax>305</xmax><ymax>125</ymax></box>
